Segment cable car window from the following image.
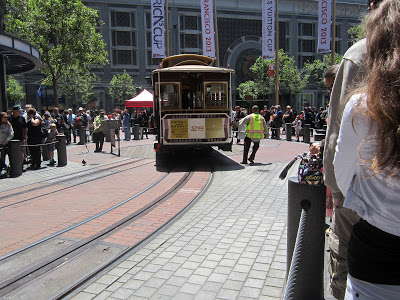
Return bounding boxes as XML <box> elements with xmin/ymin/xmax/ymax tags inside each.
<box><xmin>156</xmin><ymin>83</ymin><xmax>180</xmax><ymax>108</ymax></box>
<box><xmin>204</xmin><ymin>82</ymin><xmax>228</xmax><ymax>108</ymax></box>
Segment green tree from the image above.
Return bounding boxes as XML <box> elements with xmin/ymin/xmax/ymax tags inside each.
<box><xmin>108</xmin><ymin>70</ymin><xmax>137</xmax><ymax>104</ymax></box>
<box><xmin>59</xmin><ymin>66</ymin><xmax>99</xmax><ymax>106</ymax></box>
<box><xmin>237</xmin><ymin>50</ymin><xmax>308</xmax><ymax>100</ymax></box>
<box><xmin>303</xmin><ymin>53</ymin><xmax>343</xmax><ymax>86</ymax></box>
<box><xmin>7</xmin><ymin>76</ymin><xmax>25</xmax><ymax>105</ymax></box>
<box><xmin>6</xmin><ymin>0</ymin><xmax>108</xmax><ymax>106</ymax></box>
<box><xmin>348</xmin><ymin>16</ymin><xmax>367</xmax><ymax>43</ymax></box>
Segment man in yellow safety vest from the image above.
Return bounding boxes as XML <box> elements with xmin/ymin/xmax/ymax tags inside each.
<box><xmin>239</xmin><ymin>105</ymin><xmax>268</xmax><ymax>164</ymax></box>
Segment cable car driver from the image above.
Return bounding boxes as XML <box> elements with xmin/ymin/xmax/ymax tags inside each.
<box><xmin>239</xmin><ymin>105</ymin><xmax>268</xmax><ymax>165</ymax></box>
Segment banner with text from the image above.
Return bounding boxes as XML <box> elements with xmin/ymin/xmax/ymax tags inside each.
<box><xmin>317</xmin><ymin>0</ymin><xmax>332</xmax><ymax>53</ymax></box>
<box><xmin>262</xmin><ymin>0</ymin><xmax>275</xmax><ymax>59</ymax></box>
<box><xmin>151</xmin><ymin>0</ymin><xmax>166</xmax><ymax>58</ymax></box>
<box><xmin>200</xmin><ymin>0</ymin><xmax>216</xmax><ymax>59</ymax></box>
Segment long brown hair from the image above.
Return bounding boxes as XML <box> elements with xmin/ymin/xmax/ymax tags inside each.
<box><xmin>364</xmin><ymin>0</ymin><xmax>400</xmax><ymax>175</ymax></box>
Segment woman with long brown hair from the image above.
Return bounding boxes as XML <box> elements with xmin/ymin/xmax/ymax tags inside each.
<box><xmin>333</xmin><ymin>0</ymin><xmax>400</xmax><ymax>298</ymax></box>
<box><xmin>0</xmin><ymin>111</ymin><xmax>14</xmax><ymax>176</ymax></box>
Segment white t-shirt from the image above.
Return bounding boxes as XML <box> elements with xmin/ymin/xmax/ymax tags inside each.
<box><xmin>334</xmin><ymin>94</ymin><xmax>400</xmax><ymax>237</ymax></box>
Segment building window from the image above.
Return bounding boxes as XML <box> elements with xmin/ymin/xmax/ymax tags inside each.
<box><xmin>298</xmin><ymin>23</ymin><xmax>315</xmax><ymax>37</ymax></box>
<box><xmin>298</xmin><ymin>39</ymin><xmax>315</xmax><ymax>53</ymax></box>
<box><xmin>111</xmin><ymin>11</ymin><xmax>135</xmax><ymax>28</ymax></box>
<box><xmin>110</xmin><ymin>10</ymin><xmax>137</xmax><ymax>67</ymax></box>
<box><xmin>179</xmin><ymin>14</ymin><xmax>202</xmax><ymax>54</ymax></box>
<box><xmin>279</xmin><ymin>21</ymin><xmax>290</xmax><ymax>52</ymax></box>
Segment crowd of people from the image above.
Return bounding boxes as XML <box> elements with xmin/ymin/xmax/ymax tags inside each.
<box><xmin>0</xmin><ymin>105</ymin><xmax>153</xmax><ymax>177</ymax></box>
<box><xmin>232</xmin><ymin>104</ymin><xmax>328</xmax><ymax>143</ymax></box>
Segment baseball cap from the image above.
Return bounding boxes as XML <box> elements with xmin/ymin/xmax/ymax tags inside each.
<box><xmin>12</xmin><ymin>105</ymin><xmax>23</xmax><ymax>112</ymax></box>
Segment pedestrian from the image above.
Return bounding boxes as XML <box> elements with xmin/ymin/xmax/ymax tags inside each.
<box><xmin>292</xmin><ymin>115</ymin><xmax>302</xmax><ymax>142</ymax></box>
<box><xmin>323</xmin><ymin>1</ymin><xmax>384</xmax><ymax>299</ymax></box>
<box><xmin>62</xmin><ymin>109</ymin><xmax>71</xmax><ymax>144</ymax></box>
<box><xmin>75</xmin><ymin>107</ymin><xmax>87</xmax><ymax>144</ymax></box>
<box><xmin>282</xmin><ymin>105</ymin><xmax>294</xmax><ymax>134</ymax></box>
<box><xmin>0</xmin><ymin>112</ymin><xmax>13</xmax><ymax>176</ymax></box>
<box><xmin>93</xmin><ymin>109</ymin><xmax>108</xmax><ymax>152</ymax></box>
<box><xmin>86</xmin><ymin>110</ymin><xmax>92</xmax><ymax>142</ymax></box>
<box><xmin>334</xmin><ymin>1</ymin><xmax>400</xmax><ymax>298</ymax></box>
<box><xmin>122</xmin><ymin>109</ymin><xmax>131</xmax><ymax>141</ymax></box>
<box><xmin>7</xmin><ymin>105</ymin><xmax>27</xmax><ymax>170</ymax></box>
<box><xmin>46</xmin><ymin>123</ymin><xmax>58</xmax><ymax>166</ymax></box>
<box><xmin>239</xmin><ymin>105</ymin><xmax>268</xmax><ymax>164</ymax></box>
<box><xmin>67</xmin><ymin>108</ymin><xmax>76</xmax><ymax>143</ymax></box>
<box><xmin>26</xmin><ymin>108</ymin><xmax>43</xmax><ymax>170</ymax></box>
<box><xmin>142</xmin><ymin>110</ymin><xmax>149</xmax><ymax>139</ymax></box>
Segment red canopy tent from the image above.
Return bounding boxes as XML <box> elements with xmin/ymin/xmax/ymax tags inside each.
<box><xmin>124</xmin><ymin>89</ymin><xmax>153</xmax><ymax>108</ymax></box>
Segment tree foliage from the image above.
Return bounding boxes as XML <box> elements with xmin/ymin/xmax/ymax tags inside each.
<box><xmin>7</xmin><ymin>76</ymin><xmax>25</xmax><ymax>105</ymax></box>
<box><xmin>303</xmin><ymin>53</ymin><xmax>343</xmax><ymax>86</ymax></box>
<box><xmin>108</xmin><ymin>70</ymin><xmax>137</xmax><ymax>103</ymax></box>
<box><xmin>6</xmin><ymin>0</ymin><xmax>108</xmax><ymax>106</ymax></box>
<box><xmin>348</xmin><ymin>15</ymin><xmax>367</xmax><ymax>43</ymax></box>
<box><xmin>237</xmin><ymin>49</ymin><xmax>308</xmax><ymax>100</ymax></box>
<box><xmin>60</xmin><ymin>66</ymin><xmax>99</xmax><ymax>105</ymax></box>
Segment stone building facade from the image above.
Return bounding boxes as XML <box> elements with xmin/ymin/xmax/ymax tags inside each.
<box><xmin>25</xmin><ymin>0</ymin><xmax>367</xmax><ymax>113</ymax></box>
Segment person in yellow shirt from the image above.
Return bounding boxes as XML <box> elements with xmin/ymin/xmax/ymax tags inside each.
<box><xmin>239</xmin><ymin>105</ymin><xmax>268</xmax><ymax>164</ymax></box>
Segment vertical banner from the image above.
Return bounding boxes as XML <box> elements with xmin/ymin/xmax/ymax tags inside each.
<box><xmin>262</xmin><ymin>0</ymin><xmax>275</xmax><ymax>59</ymax></box>
<box><xmin>317</xmin><ymin>0</ymin><xmax>332</xmax><ymax>53</ymax></box>
<box><xmin>151</xmin><ymin>0</ymin><xmax>165</xmax><ymax>58</ymax></box>
<box><xmin>200</xmin><ymin>0</ymin><xmax>216</xmax><ymax>59</ymax></box>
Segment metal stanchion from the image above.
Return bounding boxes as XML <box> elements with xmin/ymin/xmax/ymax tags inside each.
<box><xmin>8</xmin><ymin>140</ymin><xmax>22</xmax><ymax>177</ymax></box>
<box><xmin>303</xmin><ymin>124</ymin><xmax>310</xmax><ymax>144</ymax></box>
<box><xmin>286</xmin><ymin>177</ymin><xmax>326</xmax><ymax>300</ymax></box>
<box><xmin>56</xmin><ymin>134</ymin><xmax>67</xmax><ymax>166</ymax></box>
<box><xmin>102</xmin><ymin>120</ymin><xmax>111</xmax><ymax>142</ymax></box>
<box><xmin>285</xmin><ymin>123</ymin><xmax>292</xmax><ymax>141</ymax></box>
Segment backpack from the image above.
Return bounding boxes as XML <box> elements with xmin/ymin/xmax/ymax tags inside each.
<box><xmin>75</xmin><ymin>116</ymin><xmax>82</xmax><ymax>127</ymax></box>
<box><xmin>298</xmin><ymin>153</ymin><xmax>324</xmax><ymax>185</ymax></box>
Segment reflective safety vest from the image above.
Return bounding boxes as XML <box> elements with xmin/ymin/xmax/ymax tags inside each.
<box><xmin>246</xmin><ymin>113</ymin><xmax>264</xmax><ymax>139</ymax></box>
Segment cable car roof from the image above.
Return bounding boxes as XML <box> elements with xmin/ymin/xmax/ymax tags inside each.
<box><xmin>152</xmin><ymin>64</ymin><xmax>234</xmax><ymax>74</ymax></box>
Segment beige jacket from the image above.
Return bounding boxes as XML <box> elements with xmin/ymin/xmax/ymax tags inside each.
<box><xmin>323</xmin><ymin>39</ymin><xmax>367</xmax><ymax>198</ymax></box>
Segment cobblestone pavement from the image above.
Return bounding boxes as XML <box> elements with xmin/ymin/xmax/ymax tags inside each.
<box><xmin>2</xmin><ymin>135</ymin><xmax>336</xmax><ymax>300</ymax></box>
<box><xmin>67</xmin><ymin>138</ymin><xmax>314</xmax><ymax>300</ymax></box>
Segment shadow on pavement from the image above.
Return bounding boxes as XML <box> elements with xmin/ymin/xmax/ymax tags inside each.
<box><xmin>156</xmin><ymin>148</ymin><xmax>245</xmax><ymax>173</ymax></box>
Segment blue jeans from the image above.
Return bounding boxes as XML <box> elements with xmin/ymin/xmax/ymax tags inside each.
<box><xmin>123</xmin><ymin>126</ymin><xmax>131</xmax><ymax>140</ymax></box>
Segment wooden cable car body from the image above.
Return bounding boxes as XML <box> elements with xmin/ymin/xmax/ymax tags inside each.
<box><xmin>152</xmin><ymin>55</ymin><xmax>234</xmax><ymax>160</ymax></box>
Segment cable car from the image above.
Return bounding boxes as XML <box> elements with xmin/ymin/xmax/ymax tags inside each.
<box><xmin>152</xmin><ymin>54</ymin><xmax>234</xmax><ymax>164</ymax></box>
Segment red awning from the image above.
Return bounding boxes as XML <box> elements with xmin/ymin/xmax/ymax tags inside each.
<box><xmin>124</xmin><ymin>89</ymin><xmax>153</xmax><ymax>108</ymax></box>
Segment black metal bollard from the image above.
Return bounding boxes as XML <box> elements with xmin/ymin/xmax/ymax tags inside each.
<box><xmin>286</xmin><ymin>123</ymin><xmax>292</xmax><ymax>141</ymax></box>
<box><xmin>8</xmin><ymin>140</ymin><xmax>22</xmax><ymax>177</ymax></box>
<box><xmin>286</xmin><ymin>177</ymin><xmax>326</xmax><ymax>300</ymax></box>
<box><xmin>78</xmin><ymin>127</ymin><xmax>86</xmax><ymax>145</ymax></box>
<box><xmin>133</xmin><ymin>124</ymin><xmax>140</xmax><ymax>140</ymax></box>
<box><xmin>303</xmin><ymin>124</ymin><xmax>310</xmax><ymax>144</ymax></box>
<box><xmin>56</xmin><ymin>134</ymin><xmax>67</xmax><ymax>166</ymax></box>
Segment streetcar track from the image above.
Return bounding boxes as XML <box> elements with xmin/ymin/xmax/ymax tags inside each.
<box><xmin>59</xmin><ymin>170</ymin><xmax>214</xmax><ymax>300</ymax></box>
<box><xmin>0</xmin><ymin>157</ymin><xmax>143</xmax><ymax>200</ymax></box>
<box><xmin>0</xmin><ymin>170</ymin><xmax>196</xmax><ymax>297</ymax></box>
<box><xmin>0</xmin><ymin>159</ymin><xmax>154</xmax><ymax>210</ymax></box>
